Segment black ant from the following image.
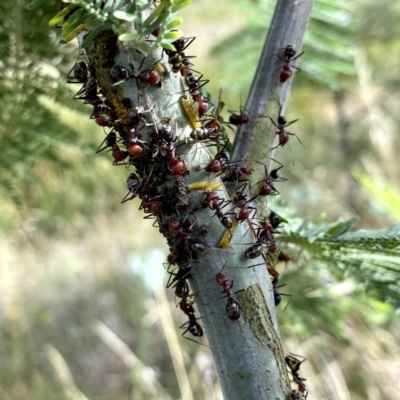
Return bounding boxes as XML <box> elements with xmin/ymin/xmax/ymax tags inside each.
<box><xmin>96</xmin><ymin>130</ymin><xmax>117</xmax><ymax>153</ymax></box>
<box><xmin>276</xmin><ymin>44</ymin><xmax>304</xmax><ymax>83</ymax></box>
<box><xmin>67</xmin><ymin>60</ymin><xmax>88</xmax><ymax>84</ymax></box>
<box><xmin>73</xmin><ymin>76</ymin><xmax>99</xmax><ymax>103</ymax></box>
<box><xmin>165</xmin><ymin>37</ymin><xmax>196</xmax><ymax>59</ymax></box>
<box><xmin>180</xmin><ymin>313</ymin><xmax>204</xmax><ymax>344</ymax></box>
<box><xmin>183</xmin><ymin>70</ymin><xmax>210</xmax><ymax>96</ymax></box>
<box><xmin>285</xmin><ymin>353</ymin><xmax>308</xmax><ymax>398</ymax></box>
<box><xmin>252</xmin><ymin>159</ymin><xmax>286</xmax><ymax>196</ymax></box>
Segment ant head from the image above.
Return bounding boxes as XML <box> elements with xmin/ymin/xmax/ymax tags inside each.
<box><xmin>284</xmin><ymin>44</ymin><xmax>296</xmax><ymax>59</ymax></box>
<box><xmin>111</xmin><ymin>65</ymin><xmax>129</xmax><ymax>82</ymax></box>
<box><xmin>269</xmin><ymin>211</ymin><xmax>287</xmax><ymax>228</ymax></box>
<box><xmin>277</xmin><ymin>115</ymin><xmax>287</xmax><ymax>125</ymax></box>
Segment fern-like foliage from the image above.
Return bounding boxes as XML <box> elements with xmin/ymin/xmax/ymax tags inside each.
<box><xmin>0</xmin><ymin>1</ymin><xmax>79</xmax><ymax>204</ymax></box>
<box><xmin>279</xmin><ymin>217</ymin><xmax>400</xmax><ymax>309</ymax></box>
<box><xmin>210</xmin><ymin>0</ymin><xmax>357</xmax><ymax>91</ymax></box>
<box><xmin>28</xmin><ymin>0</ymin><xmax>191</xmax><ymax>53</ymax></box>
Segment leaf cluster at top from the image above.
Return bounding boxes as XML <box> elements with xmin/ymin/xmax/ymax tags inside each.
<box><xmin>28</xmin><ymin>0</ymin><xmax>191</xmax><ymax>53</ymax></box>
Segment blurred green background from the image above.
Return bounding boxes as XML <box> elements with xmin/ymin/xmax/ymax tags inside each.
<box><xmin>1</xmin><ymin>0</ymin><xmax>400</xmax><ymax>399</ymax></box>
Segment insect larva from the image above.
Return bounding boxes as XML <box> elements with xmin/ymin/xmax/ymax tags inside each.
<box><xmin>218</xmin><ymin>218</ymin><xmax>238</xmax><ymax>248</ymax></box>
<box><xmin>205</xmin><ymin>181</ymin><xmax>221</xmax><ymax>192</ymax></box>
<box><xmin>187</xmin><ymin>181</ymin><xmax>209</xmax><ymax>191</ymax></box>
<box><xmin>180</xmin><ymin>96</ymin><xmax>201</xmax><ymax>129</ymax></box>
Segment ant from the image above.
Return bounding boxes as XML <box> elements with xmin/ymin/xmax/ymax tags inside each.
<box><xmin>226</xmin><ymin>95</ymin><xmax>266</xmax><ymax>128</ymax></box>
<box><xmin>202</xmin><ymin>191</ymin><xmax>234</xmax><ymax>231</ymax></box>
<box><xmin>245</xmin><ymin>211</ymin><xmax>286</xmax><ymax>259</ymax></box>
<box><xmin>73</xmin><ymin>76</ymin><xmax>99</xmax><ymax>103</ymax></box>
<box><xmin>183</xmin><ymin>70</ymin><xmax>210</xmax><ymax>96</ymax></box>
<box><xmin>269</xmin><ymin>106</ymin><xmax>303</xmax><ymax>152</ymax></box>
<box><xmin>270</xmin><ymin>268</ymin><xmax>292</xmax><ymax>308</ymax></box>
<box><xmin>67</xmin><ymin>60</ymin><xmax>88</xmax><ymax>84</ymax></box>
<box><xmin>168</xmin><ymin>217</ymin><xmax>208</xmax><ymax>253</ymax></box>
<box><xmin>111</xmin><ymin>144</ymin><xmax>129</xmax><ymax>166</ymax></box>
<box><xmin>215</xmin><ymin>263</ymin><xmax>245</xmax><ymax>321</ymax></box>
<box><xmin>251</xmin><ymin>160</ymin><xmax>285</xmax><ymax>197</ymax></box>
<box><xmin>180</xmin><ymin>312</ymin><xmax>204</xmax><ymax>344</ymax></box>
<box><xmin>221</xmin><ymin>164</ymin><xmax>252</xmax><ymax>188</ymax></box>
<box><xmin>285</xmin><ymin>353</ymin><xmax>308</xmax><ymax>398</ymax></box>
<box><xmin>190</xmin><ymin>119</ymin><xmax>222</xmax><ymax>142</ymax></box>
<box><xmin>276</xmin><ymin>44</ymin><xmax>304</xmax><ymax>83</ymax></box>
<box><xmin>111</xmin><ymin>58</ymin><xmax>161</xmax><ymax>87</ymax></box>
<box><xmin>96</xmin><ymin>130</ymin><xmax>117</xmax><ymax>153</ymax></box>
<box><xmin>165</xmin><ymin>37</ymin><xmax>196</xmax><ymax>62</ymax></box>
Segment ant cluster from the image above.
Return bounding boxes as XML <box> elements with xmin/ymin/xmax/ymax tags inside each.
<box><xmin>67</xmin><ymin>28</ymin><xmax>307</xmax><ymax>396</ymax></box>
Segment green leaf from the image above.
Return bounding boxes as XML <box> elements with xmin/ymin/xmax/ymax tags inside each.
<box><xmin>113</xmin><ymin>10</ymin><xmax>136</xmax><ymax>22</ymax></box>
<box><xmin>331</xmin><ymin>217</ymin><xmax>359</xmax><ymax>238</ymax></box>
<box><xmin>63</xmin><ymin>18</ymin><xmax>98</xmax><ymax>43</ymax></box>
<box><xmin>143</xmin><ymin>0</ymin><xmax>169</xmax><ymax>26</ymax></box>
<box><xmin>166</xmin><ymin>17</ymin><xmax>182</xmax><ymax>30</ymax></box>
<box><xmin>61</xmin><ymin>7</ymin><xmax>84</xmax><ymax>31</ymax></box>
<box><xmin>171</xmin><ymin>0</ymin><xmax>193</xmax><ymax>12</ymax></box>
<box><xmin>27</xmin><ymin>0</ymin><xmax>46</xmax><ymax>10</ymax></box>
<box><xmin>118</xmin><ymin>32</ymin><xmax>141</xmax><ymax>42</ymax></box>
<box><xmin>49</xmin><ymin>4</ymin><xmax>77</xmax><ymax>27</ymax></box>
<box><xmin>62</xmin><ymin>13</ymin><xmax>88</xmax><ymax>39</ymax></box>
<box><xmin>102</xmin><ymin>0</ymin><xmax>114</xmax><ymax>12</ymax></box>
<box><xmin>160</xmin><ymin>42</ymin><xmax>176</xmax><ymax>52</ymax></box>
<box><xmin>162</xmin><ymin>31</ymin><xmax>182</xmax><ymax>40</ymax></box>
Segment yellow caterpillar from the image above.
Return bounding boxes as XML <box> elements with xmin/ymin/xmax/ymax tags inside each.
<box><xmin>187</xmin><ymin>181</ymin><xmax>209</xmax><ymax>190</ymax></box>
<box><xmin>186</xmin><ymin>180</ymin><xmax>222</xmax><ymax>191</ymax></box>
<box><xmin>180</xmin><ymin>96</ymin><xmax>201</xmax><ymax>129</ymax></box>
<box><xmin>218</xmin><ymin>218</ymin><xmax>238</xmax><ymax>248</ymax></box>
<box><xmin>205</xmin><ymin>181</ymin><xmax>221</xmax><ymax>192</ymax></box>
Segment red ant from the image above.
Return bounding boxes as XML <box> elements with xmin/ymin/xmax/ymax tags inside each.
<box><xmin>245</xmin><ymin>211</ymin><xmax>286</xmax><ymax>259</ymax></box>
<box><xmin>251</xmin><ymin>159</ymin><xmax>286</xmax><ymax>197</ymax></box>
<box><xmin>270</xmin><ymin>268</ymin><xmax>292</xmax><ymax>308</ymax></box>
<box><xmin>229</xmin><ymin>190</ymin><xmax>257</xmax><ymax>223</ymax></box>
<box><xmin>269</xmin><ymin>106</ymin><xmax>301</xmax><ymax>150</ymax></box>
<box><xmin>111</xmin><ymin>58</ymin><xmax>161</xmax><ymax>87</ymax></box>
<box><xmin>215</xmin><ymin>263</ymin><xmax>245</xmax><ymax>321</ymax></box>
<box><xmin>111</xmin><ymin>144</ymin><xmax>129</xmax><ymax>166</ymax></box>
<box><xmin>168</xmin><ymin>217</ymin><xmax>208</xmax><ymax>253</ymax></box>
<box><xmin>203</xmin><ymin>191</ymin><xmax>234</xmax><ymax>231</ymax></box>
<box><xmin>166</xmin><ymin>144</ymin><xmax>188</xmax><ymax>176</ymax></box>
<box><xmin>221</xmin><ymin>164</ymin><xmax>252</xmax><ymax>187</ymax></box>
<box><xmin>140</xmin><ymin>195</ymin><xmax>163</xmax><ymax>215</ymax></box>
<box><xmin>226</xmin><ymin>95</ymin><xmax>266</xmax><ymax>128</ymax></box>
<box><xmin>276</xmin><ymin>44</ymin><xmax>304</xmax><ymax>83</ymax></box>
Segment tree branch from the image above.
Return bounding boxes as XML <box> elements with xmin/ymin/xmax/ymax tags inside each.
<box><xmin>71</xmin><ymin>1</ymin><xmax>315</xmax><ymax>399</ymax></box>
<box><xmin>232</xmin><ymin>0</ymin><xmax>314</xmax><ymax>214</ymax></box>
